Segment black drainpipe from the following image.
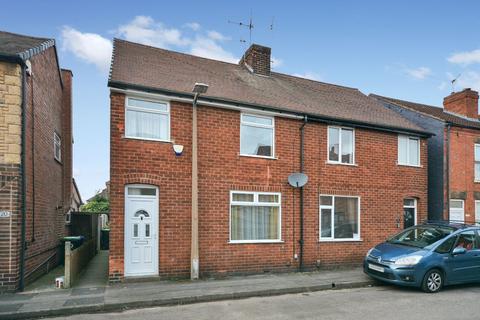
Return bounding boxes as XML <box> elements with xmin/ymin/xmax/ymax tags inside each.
<box><xmin>30</xmin><ymin>74</ymin><xmax>35</xmax><ymax>242</ymax></box>
<box><xmin>19</xmin><ymin>62</ymin><xmax>27</xmax><ymax>291</ymax></box>
<box><xmin>446</xmin><ymin>124</ymin><xmax>451</xmax><ymax>222</ymax></box>
<box><xmin>299</xmin><ymin>116</ymin><xmax>308</xmax><ymax>271</ymax></box>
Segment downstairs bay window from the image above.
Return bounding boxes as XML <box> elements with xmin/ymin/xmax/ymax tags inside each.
<box><xmin>230</xmin><ymin>191</ymin><xmax>281</xmax><ymax>243</ymax></box>
<box><xmin>320</xmin><ymin>195</ymin><xmax>360</xmax><ymax>241</ymax></box>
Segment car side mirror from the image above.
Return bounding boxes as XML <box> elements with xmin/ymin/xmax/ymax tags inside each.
<box><xmin>452</xmin><ymin>247</ymin><xmax>467</xmax><ymax>255</ymax></box>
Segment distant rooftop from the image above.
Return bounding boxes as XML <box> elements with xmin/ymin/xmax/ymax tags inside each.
<box><xmin>371</xmin><ymin>94</ymin><xmax>480</xmax><ymax>130</ymax></box>
<box><xmin>0</xmin><ymin>30</ymin><xmax>54</xmax><ymax>60</ymax></box>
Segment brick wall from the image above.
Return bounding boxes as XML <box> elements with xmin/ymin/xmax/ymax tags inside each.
<box><xmin>0</xmin><ymin>61</ymin><xmax>22</xmax><ymax>292</ymax></box>
<box><xmin>0</xmin><ymin>47</ymin><xmax>72</xmax><ymax>292</ymax></box>
<box><xmin>110</xmin><ymin>92</ymin><xmax>428</xmax><ymax>280</ymax></box>
<box><xmin>447</xmin><ymin>126</ymin><xmax>480</xmax><ymax>223</ymax></box>
<box><xmin>23</xmin><ymin>47</ymin><xmax>70</xmax><ymax>285</ymax></box>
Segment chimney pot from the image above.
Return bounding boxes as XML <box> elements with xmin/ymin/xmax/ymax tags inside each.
<box><xmin>239</xmin><ymin>44</ymin><xmax>271</xmax><ymax>76</ymax></box>
<box><xmin>443</xmin><ymin>88</ymin><xmax>479</xmax><ymax>119</ymax></box>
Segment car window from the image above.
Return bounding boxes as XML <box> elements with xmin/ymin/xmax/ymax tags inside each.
<box><xmin>435</xmin><ymin>236</ymin><xmax>457</xmax><ymax>254</ymax></box>
<box><xmin>455</xmin><ymin>231</ymin><xmax>478</xmax><ymax>251</ymax></box>
<box><xmin>387</xmin><ymin>226</ymin><xmax>454</xmax><ymax>248</ymax></box>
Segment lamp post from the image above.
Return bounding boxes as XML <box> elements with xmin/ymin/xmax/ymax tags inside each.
<box><xmin>191</xmin><ymin>83</ymin><xmax>208</xmax><ymax>280</ymax></box>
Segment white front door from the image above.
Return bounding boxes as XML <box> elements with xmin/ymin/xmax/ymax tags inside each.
<box><xmin>449</xmin><ymin>199</ymin><xmax>465</xmax><ymax>223</ymax></box>
<box><xmin>125</xmin><ymin>185</ymin><xmax>158</xmax><ymax>276</ymax></box>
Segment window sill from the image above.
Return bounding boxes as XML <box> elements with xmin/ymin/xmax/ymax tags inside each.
<box><xmin>54</xmin><ymin>158</ymin><xmax>62</xmax><ymax>165</ymax></box>
<box><xmin>397</xmin><ymin>163</ymin><xmax>422</xmax><ymax>168</ymax></box>
<box><xmin>239</xmin><ymin>154</ymin><xmax>278</xmax><ymax>160</ymax></box>
<box><xmin>123</xmin><ymin>135</ymin><xmax>172</xmax><ymax>143</ymax></box>
<box><xmin>319</xmin><ymin>238</ymin><xmax>362</xmax><ymax>243</ymax></box>
<box><xmin>325</xmin><ymin>161</ymin><xmax>358</xmax><ymax>167</ymax></box>
<box><xmin>229</xmin><ymin>240</ymin><xmax>284</xmax><ymax>244</ymax></box>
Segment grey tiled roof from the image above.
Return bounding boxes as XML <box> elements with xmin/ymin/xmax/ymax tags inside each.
<box><xmin>109</xmin><ymin>39</ymin><xmax>428</xmax><ymax>134</ymax></box>
<box><xmin>0</xmin><ymin>31</ymin><xmax>54</xmax><ymax>60</ymax></box>
<box><xmin>371</xmin><ymin>94</ymin><xmax>480</xmax><ymax>130</ymax></box>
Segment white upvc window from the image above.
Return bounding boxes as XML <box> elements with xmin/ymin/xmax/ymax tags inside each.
<box><xmin>319</xmin><ymin>195</ymin><xmax>360</xmax><ymax>241</ymax></box>
<box><xmin>327</xmin><ymin>126</ymin><xmax>355</xmax><ymax>164</ymax></box>
<box><xmin>398</xmin><ymin>135</ymin><xmax>420</xmax><ymax>166</ymax></box>
<box><xmin>230</xmin><ymin>191</ymin><xmax>281</xmax><ymax>243</ymax></box>
<box><xmin>475</xmin><ymin>144</ymin><xmax>480</xmax><ymax>182</ymax></box>
<box><xmin>240</xmin><ymin>113</ymin><xmax>275</xmax><ymax>158</ymax></box>
<box><xmin>125</xmin><ymin>97</ymin><xmax>170</xmax><ymax>141</ymax></box>
<box><xmin>65</xmin><ymin>209</ymin><xmax>72</xmax><ymax>225</ymax></box>
<box><xmin>54</xmin><ymin>131</ymin><xmax>61</xmax><ymax>162</ymax></box>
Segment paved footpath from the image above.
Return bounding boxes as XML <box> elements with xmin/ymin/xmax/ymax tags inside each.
<box><xmin>49</xmin><ymin>284</ymin><xmax>480</xmax><ymax>320</ymax></box>
<box><xmin>0</xmin><ymin>268</ymin><xmax>373</xmax><ymax>320</ymax></box>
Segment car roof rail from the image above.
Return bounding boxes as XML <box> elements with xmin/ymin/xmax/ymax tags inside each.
<box><xmin>422</xmin><ymin>219</ymin><xmax>476</xmax><ymax>229</ymax></box>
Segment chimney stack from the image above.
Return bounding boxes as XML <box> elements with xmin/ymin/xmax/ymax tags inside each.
<box><xmin>239</xmin><ymin>44</ymin><xmax>271</xmax><ymax>76</ymax></box>
<box><xmin>443</xmin><ymin>88</ymin><xmax>479</xmax><ymax>119</ymax></box>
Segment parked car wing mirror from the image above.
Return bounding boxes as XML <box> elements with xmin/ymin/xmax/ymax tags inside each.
<box><xmin>452</xmin><ymin>247</ymin><xmax>467</xmax><ymax>255</ymax></box>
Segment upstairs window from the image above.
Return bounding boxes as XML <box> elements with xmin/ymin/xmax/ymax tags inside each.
<box><xmin>398</xmin><ymin>135</ymin><xmax>420</xmax><ymax>166</ymax></box>
<box><xmin>125</xmin><ymin>97</ymin><xmax>170</xmax><ymax>141</ymax></box>
<box><xmin>328</xmin><ymin>127</ymin><xmax>354</xmax><ymax>164</ymax></box>
<box><xmin>240</xmin><ymin>114</ymin><xmax>274</xmax><ymax>158</ymax></box>
<box><xmin>54</xmin><ymin>132</ymin><xmax>61</xmax><ymax>162</ymax></box>
<box><xmin>475</xmin><ymin>144</ymin><xmax>480</xmax><ymax>182</ymax></box>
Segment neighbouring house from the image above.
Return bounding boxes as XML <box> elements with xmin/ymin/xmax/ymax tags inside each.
<box><xmin>0</xmin><ymin>31</ymin><xmax>73</xmax><ymax>292</ymax></box>
<box><xmin>372</xmin><ymin>89</ymin><xmax>480</xmax><ymax>225</ymax></box>
<box><xmin>108</xmin><ymin>39</ymin><xmax>430</xmax><ymax>281</ymax></box>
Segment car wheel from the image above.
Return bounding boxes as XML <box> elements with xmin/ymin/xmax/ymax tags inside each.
<box><xmin>422</xmin><ymin>269</ymin><xmax>443</xmax><ymax>293</ymax></box>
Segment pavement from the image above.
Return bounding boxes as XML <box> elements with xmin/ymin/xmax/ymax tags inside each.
<box><xmin>0</xmin><ymin>267</ymin><xmax>374</xmax><ymax>320</ymax></box>
<box><xmin>47</xmin><ymin>283</ymin><xmax>480</xmax><ymax>320</ymax></box>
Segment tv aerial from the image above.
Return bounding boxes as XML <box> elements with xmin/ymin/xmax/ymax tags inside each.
<box><xmin>451</xmin><ymin>73</ymin><xmax>461</xmax><ymax>93</ymax></box>
<box><xmin>228</xmin><ymin>12</ymin><xmax>254</xmax><ymax>45</ymax></box>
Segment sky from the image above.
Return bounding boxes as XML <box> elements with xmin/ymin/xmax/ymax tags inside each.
<box><xmin>2</xmin><ymin>0</ymin><xmax>480</xmax><ymax>200</ymax></box>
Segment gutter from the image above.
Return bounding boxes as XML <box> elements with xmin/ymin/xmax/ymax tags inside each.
<box><xmin>109</xmin><ymin>82</ymin><xmax>433</xmax><ymax>138</ymax></box>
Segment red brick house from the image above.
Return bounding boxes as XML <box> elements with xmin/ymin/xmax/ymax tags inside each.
<box><xmin>373</xmin><ymin>89</ymin><xmax>480</xmax><ymax>225</ymax></box>
<box><xmin>108</xmin><ymin>39</ymin><xmax>430</xmax><ymax>281</ymax></box>
<box><xmin>0</xmin><ymin>31</ymin><xmax>73</xmax><ymax>292</ymax></box>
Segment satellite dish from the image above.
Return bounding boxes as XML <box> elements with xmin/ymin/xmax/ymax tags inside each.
<box><xmin>288</xmin><ymin>173</ymin><xmax>308</xmax><ymax>188</ymax></box>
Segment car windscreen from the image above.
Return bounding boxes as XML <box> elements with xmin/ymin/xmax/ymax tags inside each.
<box><xmin>387</xmin><ymin>226</ymin><xmax>455</xmax><ymax>248</ymax></box>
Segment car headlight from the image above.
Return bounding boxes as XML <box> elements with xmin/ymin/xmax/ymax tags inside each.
<box><xmin>366</xmin><ymin>248</ymin><xmax>374</xmax><ymax>257</ymax></box>
<box><xmin>394</xmin><ymin>255</ymin><xmax>423</xmax><ymax>266</ymax></box>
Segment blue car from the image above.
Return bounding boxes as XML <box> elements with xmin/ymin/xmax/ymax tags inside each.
<box><xmin>364</xmin><ymin>222</ymin><xmax>480</xmax><ymax>293</ymax></box>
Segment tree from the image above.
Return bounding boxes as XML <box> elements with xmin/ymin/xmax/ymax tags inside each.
<box><xmin>81</xmin><ymin>194</ymin><xmax>109</xmax><ymax>213</ymax></box>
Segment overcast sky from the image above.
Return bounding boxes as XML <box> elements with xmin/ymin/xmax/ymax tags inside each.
<box><xmin>2</xmin><ymin>0</ymin><xmax>480</xmax><ymax>199</ymax></box>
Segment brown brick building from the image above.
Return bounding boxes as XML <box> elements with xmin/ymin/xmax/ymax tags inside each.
<box><xmin>108</xmin><ymin>40</ymin><xmax>430</xmax><ymax>281</ymax></box>
<box><xmin>0</xmin><ymin>31</ymin><xmax>73</xmax><ymax>292</ymax></box>
<box><xmin>373</xmin><ymin>89</ymin><xmax>480</xmax><ymax>225</ymax></box>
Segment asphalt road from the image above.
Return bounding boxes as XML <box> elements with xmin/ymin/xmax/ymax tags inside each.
<box><xmin>51</xmin><ymin>284</ymin><xmax>480</xmax><ymax>320</ymax></box>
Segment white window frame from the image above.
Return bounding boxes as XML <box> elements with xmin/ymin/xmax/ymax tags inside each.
<box><xmin>229</xmin><ymin>190</ymin><xmax>282</xmax><ymax>243</ymax></box>
<box><xmin>319</xmin><ymin>195</ymin><xmax>361</xmax><ymax>242</ymax></box>
<box><xmin>125</xmin><ymin>96</ymin><xmax>171</xmax><ymax>142</ymax></box>
<box><xmin>475</xmin><ymin>201</ymin><xmax>480</xmax><ymax>225</ymax></box>
<box><xmin>65</xmin><ymin>209</ymin><xmax>71</xmax><ymax>225</ymax></box>
<box><xmin>327</xmin><ymin>126</ymin><xmax>355</xmax><ymax>165</ymax></box>
<box><xmin>475</xmin><ymin>144</ymin><xmax>480</xmax><ymax>182</ymax></box>
<box><xmin>239</xmin><ymin>113</ymin><xmax>275</xmax><ymax>159</ymax></box>
<box><xmin>449</xmin><ymin>199</ymin><xmax>465</xmax><ymax>223</ymax></box>
<box><xmin>398</xmin><ymin>135</ymin><xmax>420</xmax><ymax>167</ymax></box>
<box><xmin>403</xmin><ymin>198</ymin><xmax>417</xmax><ymax>226</ymax></box>
<box><xmin>53</xmin><ymin>131</ymin><xmax>61</xmax><ymax>162</ymax></box>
